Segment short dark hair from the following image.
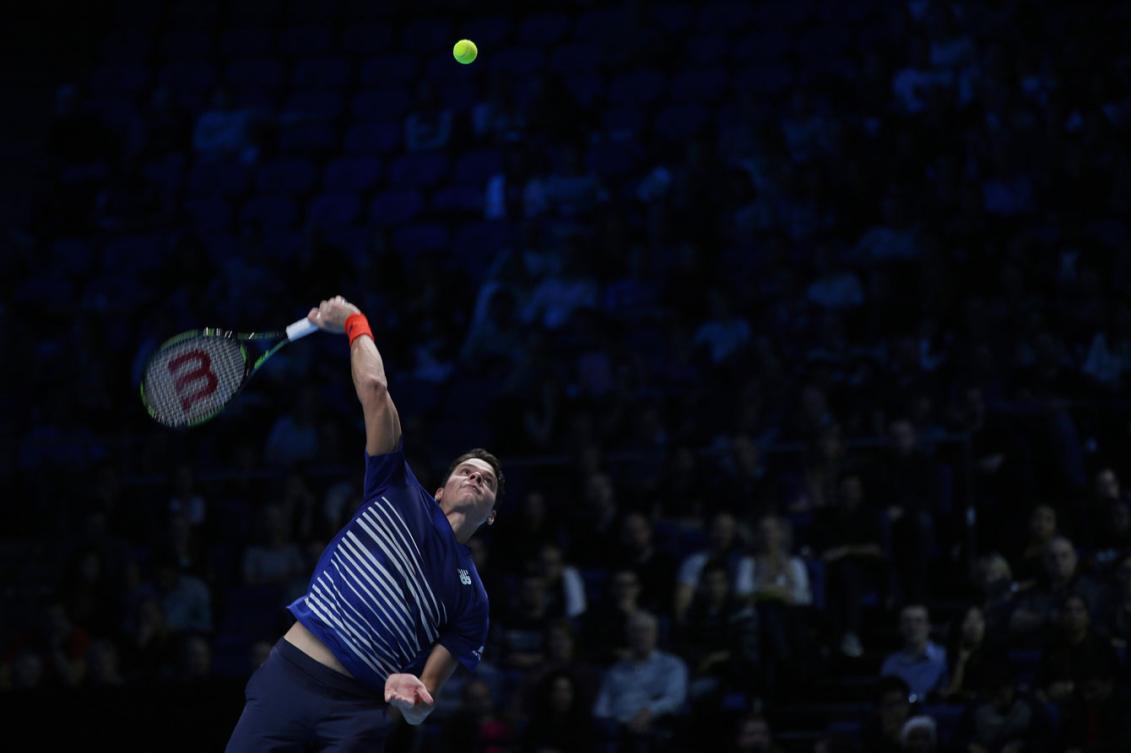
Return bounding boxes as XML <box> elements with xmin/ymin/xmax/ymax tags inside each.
<box><xmin>446</xmin><ymin>448</ymin><xmax>505</xmax><ymax>498</ymax></box>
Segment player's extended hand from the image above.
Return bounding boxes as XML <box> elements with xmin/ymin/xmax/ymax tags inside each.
<box><xmin>385</xmin><ymin>673</ymin><xmax>435</xmax><ymax>726</ymax></box>
<box><xmin>308</xmin><ymin>295</ymin><xmax>361</xmax><ymax>334</ymax></box>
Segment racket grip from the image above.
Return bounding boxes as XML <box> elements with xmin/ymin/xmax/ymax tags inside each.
<box><xmin>286</xmin><ymin>317</ymin><xmax>319</xmax><ymax>341</ymax></box>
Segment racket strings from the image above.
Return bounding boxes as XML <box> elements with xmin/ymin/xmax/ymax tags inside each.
<box><xmin>142</xmin><ymin>337</ymin><xmax>247</xmax><ymax>427</ymax></box>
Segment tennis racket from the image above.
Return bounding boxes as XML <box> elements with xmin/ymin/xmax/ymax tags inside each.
<box><xmin>140</xmin><ymin>317</ymin><xmax>319</xmax><ymax>429</ymax></box>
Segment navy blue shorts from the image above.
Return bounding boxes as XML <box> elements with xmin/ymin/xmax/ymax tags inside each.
<box><xmin>226</xmin><ymin>637</ymin><xmax>389</xmax><ymax>752</ymax></box>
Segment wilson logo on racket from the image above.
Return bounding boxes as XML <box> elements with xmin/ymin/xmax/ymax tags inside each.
<box><xmin>140</xmin><ymin>317</ymin><xmax>318</xmax><ymax>429</ymax></box>
<box><xmin>167</xmin><ymin>350</ymin><xmax>220</xmax><ymax>413</ymax></box>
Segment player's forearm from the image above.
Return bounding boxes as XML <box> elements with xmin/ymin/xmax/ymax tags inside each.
<box><xmin>350</xmin><ymin>336</ymin><xmax>390</xmax><ymax>401</ymax></box>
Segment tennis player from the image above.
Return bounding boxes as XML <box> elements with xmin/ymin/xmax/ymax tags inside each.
<box><xmin>226</xmin><ymin>295</ymin><xmax>503</xmax><ymax>752</ymax></box>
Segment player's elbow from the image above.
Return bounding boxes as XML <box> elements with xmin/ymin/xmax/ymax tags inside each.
<box><xmin>356</xmin><ymin>375</ymin><xmax>390</xmax><ymax>403</ymax></box>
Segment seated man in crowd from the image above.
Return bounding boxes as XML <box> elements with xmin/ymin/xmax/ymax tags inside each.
<box><xmin>880</xmin><ymin>604</ymin><xmax>948</xmax><ymax>701</ymax></box>
<box><xmin>593</xmin><ymin>610</ymin><xmax>688</xmax><ymax>752</ymax></box>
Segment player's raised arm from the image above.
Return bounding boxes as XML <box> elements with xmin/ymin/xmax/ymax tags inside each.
<box><xmin>308</xmin><ymin>296</ymin><xmax>402</xmax><ymax>456</ymax></box>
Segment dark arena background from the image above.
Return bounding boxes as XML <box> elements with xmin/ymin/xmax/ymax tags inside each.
<box><xmin>3</xmin><ymin>0</ymin><xmax>1131</xmax><ymax>751</ymax></box>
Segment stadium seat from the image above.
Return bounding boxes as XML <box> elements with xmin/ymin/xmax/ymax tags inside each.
<box><xmin>452</xmin><ymin>149</ymin><xmax>502</xmax><ymax>184</ymax></box>
<box><xmin>653</xmin><ymin>103</ymin><xmax>710</xmax><ymax>141</ymax></box>
<box><xmin>278</xmin><ymin>25</ymin><xmax>333</xmax><ymax>55</ymax></box>
<box><xmin>518</xmin><ymin>12</ymin><xmax>573</xmax><ymax>46</ymax></box>
<box><xmin>360</xmin><ymin>54</ymin><xmax>419</xmax><ymax>87</ymax></box>
<box><xmin>587</xmin><ymin>140</ymin><xmax>643</xmax><ymax>179</ymax></box>
<box><xmin>344</xmin><ymin>122</ymin><xmax>401</xmax><ymax>155</ymax></box>
<box><xmin>342</xmin><ymin>24</ymin><xmax>395</xmax><ymax>55</ymax></box>
<box><xmin>393</xmin><ymin>223</ymin><xmax>449</xmax><ymax>254</ymax></box>
<box><xmin>183</xmin><ymin>197</ymin><xmax>232</xmax><ymax>234</ymax></box>
<box><xmin>308</xmin><ymin>193</ymin><xmax>362</xmax><ymax>227</ymax></box>
<box><xmin>161</xmin><ymin>30</ymin><xmax>214</xmax><ymax>60</ymax></box>
<box><xmin>461</xmin><ymin>15</ymin><xmax>512</xmax><ymax>47</ymax></box>
<box><xmin>284</xmin><ymin>89</ymin><xmax>346</xmax><ymax>119</ymax></box>
<box><xmin>387</xmin><ymin>151</ymin><xmax>450</xmax><ymax>189</ymax></box>
<box><xmin>225</xmin><ymin>58</ymin><xmax>286</xmax><ymax>90</ymax></box>
<box><xmin>697</xmin><ymin>3</ymin><xmax>755</xmax><ymax>34</ymax></box>
<box><xmin>323</xmin><ymin>156</ymin><xmax>382</xmax><ymax>192</ymax></box>
<box><xmin>352</xmin><ymin>88</ymin><xmax>412</xmax><ymax>122</ymax></box>
<box><xmin>431</xmin><ymin>184</ymin><xmax>484</xmax><ymax>215</ymax></box>
<box><xmin>670</xmin><ymin>67</ymin><xmax>730</xmax><ymax>102</ymax></box>
<box><xmin>277</xmin><ymin>121</ymin><xmax>338</xmax><ymax>154</ymax></box>
<box><xmin>157</xmin><ymin>62</ymin><xmax>217</xmax><ymax>96</ymax></box>
<box><xmin>187</xmin><ymin>160</ymin><xmax>251</xmax><ymax>198</ymax></box>
<box><xmin>220</xmin><ymin>27</ymin><xmax>274</xmax><ymax>57</ymax></box>
<box><xmin>240</xmin><ymin>195</ymin><xmax>298</xmax><ymax>230</ymax></box>
<box><xmin>255</xmin><ymin>158</ymin><xmax>318</xmax><ymax>195</ymax></box>
<box><xmin>292</xmin><ymin>57</ymin><xmax>351</xmax><ymax>89</ymax></box>
<box><xmin>608</xmin><ymin>69</ymin><xmax>667</xmax><ymax>105</ymax></box>
<box><xmin>369</xmin><ymin>189</ymin><xmax>423</xmax><ymax>225</ymax></box>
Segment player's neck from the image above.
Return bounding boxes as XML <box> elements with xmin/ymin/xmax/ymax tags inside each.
<box><xmin>443</xmin><ymin>508</ymin><xmax>477</xmax><ymax>544</ymax></box>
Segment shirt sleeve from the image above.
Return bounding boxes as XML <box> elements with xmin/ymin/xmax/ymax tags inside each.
<box><xmin>437</xmin><ymin>590</ymin><xmax>490</xmax><ymax>673</ymax></box>
<box><xmin>363</xmin><ymin>439</ymin><xmax>408</xmax><ymax>500</ymax></box>
<box><xmin>647</xmin><ymin>655</ymin><xmax>688</xmax><ymax>717</ymax></box>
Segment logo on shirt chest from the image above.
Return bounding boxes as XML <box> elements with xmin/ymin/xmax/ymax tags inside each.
<box><xmin>458</xmin><ymin>568</ymin><xmax>472</xmax><ymax>586</ymax></box>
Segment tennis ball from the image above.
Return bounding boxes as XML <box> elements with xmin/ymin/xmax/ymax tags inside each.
<box><xmin>453</xmin><ymin>39</ymin><xmax>478</xmax><ymax>65</ymax></box>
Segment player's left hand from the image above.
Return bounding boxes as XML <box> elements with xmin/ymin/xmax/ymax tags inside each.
<box><xmin>385</xmin><ymin>673</ymin><xmax>435</xmax><ymax>725</ymax></box>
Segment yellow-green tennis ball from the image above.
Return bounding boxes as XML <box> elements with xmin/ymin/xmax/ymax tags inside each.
<box><xmin>453</xmin><ymin>39</ymin><xmax>478</xmax><ymax>64</ymax></box>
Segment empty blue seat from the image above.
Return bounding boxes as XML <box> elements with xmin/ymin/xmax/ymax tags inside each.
<box><xmin>292</xmin><ymin>57</ymin><xmax>351</xmax><ymax>88</ymax></box>
<box><xmin>240</xmin><ymin>195</ymin><xmax>297</xmax><ymax>230</ymax></box>
<box><xmin>220</xmin><ymin>27</ymin><xmax>274</xmax><ymax>57</ymax></box>
<box><xmin>158</xmin><ymin>61</ymin><xmax>217</xmax><ymax>94</ymax></box>
<box><xmin>278</xmin><ymin>25</ymin><xmax>333</xmax><ymax>55</ymax></box>
<box><xmin>226</xmin><ymin>58</ymin><xmax>285</xmax><ymax>89</ymax></box>
<box><xmin>698</xmin><ymin>3</ymin><xmax>755</xmax><ymax>34</ymax></box>
<box><xmin>308</xmin><ymin>194</ymin><xmax>362</xmax><ymax>227</ymax></box>
<box><xmin>575</xmin><ymin>8</ymin><xmax>629</xmax><ymax>47</ymax></box>
<box><xmin>432</xmin><ymin>184</ymin><xmax>484</xmax><ymax>214</ymax></box>
<box><xmin>732</xmin><ymin>28</ymin><xmax>791</xmax><ymax>62</ymax></box>
<box><xmin>342</xmin><ymin>24</ymin><xmax>394</xmax><ymax>54</ymax></box>
<box><xmin>452</xmin><ymin>149</ymin><xmax>502</xmax><ymax>183</ymax></box>
<box><xmin>400</xmin><ymin>18</ymin><xmax>452</xmax><ymax>51</ymax></box>
<box><xmin>518</xmin><ymin>12</ymin><xmax>572</xmax><ymax>45</ymax></box>
<box><xmin>684</xmin><ymin>35</ymin><xmax>728</xmax><ymax>65</ymax></box>
<box><xmin>564</xmin><ymin>73</ymin><xmax>604</xmax><ymax>105</ymax></box>
<box><xmin>90</xmin><ymin>65</ymin><xmax>150</xmax><ymax>97</ymax></box>
<box><xmin>187</xmin><ymin>160</ymin><xmax>250</xmax><ymax>197</ymax></box>
<box><xmin>587</xmin><ymin>140</ymin><xmax>643</xmax><ymax>179</ymax></box>
<box><xmin>344</xmin><ymin>122</ymin><xmax>401</xmax><ymax>154</ymax></box>
<box><xmin>323</xmin><ymin>156</ymin><xmax>382</xmax><ymax>191</ymax></box>
<box><xmin>284</xmin><ymin>89</ymin><xmax>345</xmax><ymax>119</ymax></box>
<box><xmin>671</xmin><ymin>67</ymin><xmax>729</xmax><ymax>101</ymax></box>
<box><xmin>461</xmin><ymin>16</ymin><xmax>512</xmax><ymax>46</ymax></box>
<box><xmin>654</xmin><ymin>103</ymin><xmax>710</xmax><ymax>140</ymax></box>
<box><xmin>604</xmin><ymin>107</ymin><xmax>645</xmax><ymax>136</ymax></box>
<box><xmin>653</xmin><ymin>4</ymin><xmax>695</xmax><ymax>34</ymax></box>
<box><xmin>736</xmin><ymin>64</ymin><xmax>793</xmax><ymax>95</ymax></box>
<box><xmin>183</xmin><ymin>197</ymin><xmax>232</xmax><ymax>233</ymax></box>
<box><xmin>278</xmin><ymin>121</ymin><xmax>338</xmax><ymax>153</ymax></box>
<box><xmin>394</xmin><ymin>223</ymin><xmax>449</xmax><ymax>254</ymax></box>
<box><xmin>255</xmin><ymin>158</ymin><xmax>318</xmax><ymax>194</ymax></box>
<box><xmin>387</xmin><ymin>151</ymin><xmax>449</xmax><ymax>189</ymax></box>
<box><xmin>608</xmin><ymin>69</ymin><xmax>666</xmax><ymax>105</ymax></box>
<box><xmin>370</xmin><ymin>189</ymin><xmax>423</xmax><ymax>225</ymax></box>
<box><xmin>162</xmin><ymin>29</ymin><xmax>213</xmax><ymax>59</ymax></box>
<box><xmin>99</xmin><ymin>29</ymin><xmax>153</xmax><ymax>63</ymax></box>
<box><xmin>352</xmin><ymin>88</ymin><xmax>412</xmax><ymax>122</ymax></box>
<box><xmin>360</xmin><ymin>54</ymin><xmax>419</xmax><ymax>87</ymax></box>
<box><xmin>548</xmin><ymin>43</ymin><xmax>601</xmax><ymax>73</ymax></box>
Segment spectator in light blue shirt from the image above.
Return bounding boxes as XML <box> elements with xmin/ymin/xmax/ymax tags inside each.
<box><xmin>594</xmin><ymin>610</ymin><xmax>688</xmax><ymax>750</ymax></box>
<box><xmin>881</xmin><ymin>604</ymin><xmax>948</xmax><ymax>701</ymax></box>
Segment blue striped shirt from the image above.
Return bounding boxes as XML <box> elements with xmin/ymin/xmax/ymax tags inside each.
<box><xmin>288</xmin><ymin>442</ymin><xmax>489</xmax><ymax>691</ymax></box>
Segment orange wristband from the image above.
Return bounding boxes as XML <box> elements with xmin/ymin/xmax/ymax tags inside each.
<box><xmin>344</xmin><ymin>313</ymin><xmax>373</xmax><ymax>346</ymax></box>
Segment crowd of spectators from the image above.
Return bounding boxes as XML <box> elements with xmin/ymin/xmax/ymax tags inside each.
<box><xmin>4</xmin><ymin>0</ymin><xmax>1131</xmax><ymax>751</ymax></box>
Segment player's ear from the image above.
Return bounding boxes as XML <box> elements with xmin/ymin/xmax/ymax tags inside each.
<box><xmin>435</xmin><ymin>487</ymin><xmax>444</xmax><ymax>501</ymax></box>
<box><xmin>486</xmin><ymin>509</ymin><xmax>496</xmax><ymax>526</ymax></box>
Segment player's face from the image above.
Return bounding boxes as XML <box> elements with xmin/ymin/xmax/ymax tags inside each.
<box><xmin>439</xmin><ymin>458</ymin><xmax>498</xmax><ymax>525</ymax></box>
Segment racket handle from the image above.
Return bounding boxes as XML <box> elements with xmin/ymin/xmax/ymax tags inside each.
<box><xmin>286</xmin><ymin>317</ymin><xmax>319</xmax><ymax>341</ymax></box>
